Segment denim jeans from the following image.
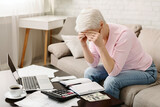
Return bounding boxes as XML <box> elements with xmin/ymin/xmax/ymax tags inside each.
<box><xmin>84</xmin><ymin>62</ymin><xmax>157</xmax><ymax>99</ymax></box>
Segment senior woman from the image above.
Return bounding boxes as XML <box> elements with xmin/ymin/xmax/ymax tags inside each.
<box><xmin>75</xmin><ymin>8</ymin><xmax>157</xmax><ymax>99</ymax></box>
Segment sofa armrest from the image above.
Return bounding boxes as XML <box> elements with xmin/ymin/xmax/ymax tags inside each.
<box><xmin>48</xmin><ymin>42</ymin><xmax>72</xmax><ymax>59</ymax></box>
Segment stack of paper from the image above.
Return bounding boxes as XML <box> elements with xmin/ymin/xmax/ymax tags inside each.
<box><xmin>15</xmin><ymin>91</ymin><xmax>79</xmax><ymax>107</ymax></box>
<box><xmin>18</xmin><ymin>65</ymin><xmax>58</xmax><ymax>78</ymax></box>
<box><xmin>60</xmin><ymin>78</ymin><xmax>105</xmax><ymax>95</ymax></box>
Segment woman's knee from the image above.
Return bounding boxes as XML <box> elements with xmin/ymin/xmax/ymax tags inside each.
<box><xmin>84</xmin><ymin>67</ymin><xmax>95</xmax><ymax>78</ymax></box>
<box><xmin>84</xmin><ymin>65</ymin><xmax>108</xmax><ymax>82</ymax></box>
<box><xmin>84</xmin><ymin>67</ymin><xmax>103</xmax><ymax>82</ymax></box>
<box><xmin>103</xmin><ymin>76</ymin><xmax>118</xmax><ymax>89</ymax></box>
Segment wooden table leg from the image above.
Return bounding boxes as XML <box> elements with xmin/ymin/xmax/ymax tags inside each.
<box><xmin>20</xmin><ymin>28</ymin><xmax>30</xmax><ymax>68</ymax></box>
<box><xmin>44</xmin><ymin>30</ymin><xmax>48</xmax><ymax>65</ymax></box>
<box><xmin>50</xmin><ymin>30</ymin><xmax>52</xmax><ymax>44</ymax></box>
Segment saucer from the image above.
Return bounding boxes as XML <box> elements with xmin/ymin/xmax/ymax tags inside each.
<box><xmin>5</xmin><ymin>90</ymin><xmax>27</xmax><ymax>100</ymax></box>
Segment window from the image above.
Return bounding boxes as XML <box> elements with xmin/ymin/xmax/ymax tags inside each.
<box><xmin>0</xmin><ymin>0</ymin><xmax>44</xmax><ymax>17</ymax></box>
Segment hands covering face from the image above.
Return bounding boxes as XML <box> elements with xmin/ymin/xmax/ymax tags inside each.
<box><xmin>78</xmin><ymin>32</ymin><xmax>87</xmax><ymax>47</ymax></box>
<box><xmin>78</xmin><ymin>30</ymin><xmax>104</xmax><ymax>47</ymax></box>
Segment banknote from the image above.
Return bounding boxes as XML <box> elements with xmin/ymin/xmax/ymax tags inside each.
<box><xmin>81</xmin><ymin>92</ymin><xmax>110</xmax><ymax>102</ymax></box>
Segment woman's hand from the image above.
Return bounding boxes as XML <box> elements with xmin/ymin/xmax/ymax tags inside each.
<box><xmin>85</xmin><ymin>31</ymin><xmax>104</xmax><ymax>48</ymax></box>
<box><xmin>78</xmin><ymin>33</ymin><xmax>87</xmax><ymax>47</ymax></box>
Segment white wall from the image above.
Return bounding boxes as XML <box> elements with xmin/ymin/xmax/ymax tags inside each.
<box><xmin>54</xmin><ymin>0</ymin><xmax>160</xmax><ymax>29</ymax></box>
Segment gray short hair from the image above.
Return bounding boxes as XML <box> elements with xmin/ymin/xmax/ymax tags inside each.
<box><xmin>75</xmin><ymin>8</ymin><xmax>106</xmax><ymax>33</ymax></box>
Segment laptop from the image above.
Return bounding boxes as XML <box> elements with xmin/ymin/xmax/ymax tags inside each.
<box><xmin>8</xmin><ymin>54</ymin><xmax>53</xmax><ymax>91</ymax></box>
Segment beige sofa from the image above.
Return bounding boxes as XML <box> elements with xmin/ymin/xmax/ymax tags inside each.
<box><xmin>48</xmin><ymin>17</ymin><xmax>160</xmax><ymax>107</ymax></box>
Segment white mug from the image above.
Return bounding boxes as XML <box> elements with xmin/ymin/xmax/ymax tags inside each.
<box><xmin>9</xmin><ymin>84</ymin><xmax>23</xmax><ymax>97</ymax></box>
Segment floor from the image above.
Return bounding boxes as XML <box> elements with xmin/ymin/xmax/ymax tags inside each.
<box><xmin>31</xmin><ymin>57</ymin><xmax>50</xmax><ymax>66</ymax></box>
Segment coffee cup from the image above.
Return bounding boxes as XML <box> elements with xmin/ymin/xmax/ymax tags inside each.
<box><xmin>9</xmin><ymin>84</ymin><xmax>23</xmax><ymax>97</ymax></box>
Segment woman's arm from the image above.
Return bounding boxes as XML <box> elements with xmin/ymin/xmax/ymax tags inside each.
<box><xmin>79</xmin><ymin>33</ymin><xmax>100</xmax><ymax>67</ymax></box>
<box><xmin>78</xmin><ymin>33</ymin><xmax>94</xmax><ymax>64</ymax></box>
<box><xmin>86</xmin><ymin>31</ymin><xmax>115</xmax><ymax>74</ymax></box>
<box><xmin>98</xmin><ymin>46</ymin><xmax>115</xmax><ymax>74</ymax></box>
<box><xmin>82</xmin><ymin>43</ymin><xmax>94</xmax><ymax>64</ymax></box>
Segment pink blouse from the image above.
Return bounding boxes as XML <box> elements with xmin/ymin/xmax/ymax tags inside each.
<box><xmin>88</xmin><ymin>23</ymin><xmax>152</xmax><ymax>76</ymax></box>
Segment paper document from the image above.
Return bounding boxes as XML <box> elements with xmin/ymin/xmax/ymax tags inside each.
<box><xmin>51</xmin><ymin>76</ymin><xmax>77</xmax><ymax>82</ymax></box>
<box><xmin>15</xmin><ymin>91</ymin><xmax>79</xmax><ymax>107</ymax></box>
<box><xmin>18</xmin><ymin>65</ymin><xmax>58</xmax><ymax>78</ymax></box>
<box><xmin>60</xmin><ymin>78</ymin><xmax>92</xmax><ymax>87</ymax></box>
<box><xmin>69</xmin><ymin>82</ymin><xmax>105</xmax><ymax>95</ymax></box>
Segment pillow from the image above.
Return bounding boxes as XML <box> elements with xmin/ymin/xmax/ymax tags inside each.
<box><xmin>123</xmin><ymin>24</ymin><xmax>142</xmax><ymax>37</ymax></box>
<box><xmin>61</xmin><ymin>35</ymin><xmax>84</xmax><ymax>59</ymax></box>
<box><xmin>48</xmin><ymin>43</ymin><xmax>72</xmax><ymax>59</ymax></box>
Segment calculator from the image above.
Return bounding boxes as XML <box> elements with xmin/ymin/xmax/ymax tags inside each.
<box><xmin>41</xmin><ymin>89</ymin><xmax>77</xmax><ymax>102</ymax></box>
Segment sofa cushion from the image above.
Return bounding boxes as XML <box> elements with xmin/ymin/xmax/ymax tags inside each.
<box><xmin>62</xmin><ymin>35</ymin><xmax>84</xmax><ymax>59</ymax></box>
<box><xmin>48</xmin><ymin>43</ymin><xmax>72</xmax><ymax>59</ymax></box>
<box><xmin>57</xmin><ymin>57</ymin><xmax>89</xmax><ymax>78</ymax></box>
<box><xmin>138</xmin><ymin>28</ymin><xmax>160</xmax><ymax>72</ymax></box>
<box><xmin>120</xmin><ymin>79</ymin><xmax>160</xmax><ymax>107</ymax></box>
<box><xmin>133</xmin><ymin>84</ymin><xmax>160</xmax><ymax>107</ymax></box>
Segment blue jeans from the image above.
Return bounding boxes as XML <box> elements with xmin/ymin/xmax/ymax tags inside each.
<box><xmin>84</xmin><ymin>62</ymin><xmax>157</xmax><ymax>99</ymax></box>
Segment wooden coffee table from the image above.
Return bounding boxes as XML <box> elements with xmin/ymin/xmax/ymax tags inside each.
<box><xmin>1</xmin><ymin>65</ymin><xmax>124</xmax><ymax>107</ymax></box>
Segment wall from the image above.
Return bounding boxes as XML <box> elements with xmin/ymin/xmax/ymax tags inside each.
<box><xmin>54</xmin><ymin>0</ymin><xmax>160</xmax><ymax>29</ymax></box>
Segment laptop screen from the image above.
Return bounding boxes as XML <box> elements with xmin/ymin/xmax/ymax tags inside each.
<box><xmin>8</xmin><ymin>54</ymin><xmax>20</xmax><ymax>81</ymax></box>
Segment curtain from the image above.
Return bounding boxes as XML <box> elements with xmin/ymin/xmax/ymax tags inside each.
<box><xmin>0</xmin><ymin>0</ymin><xmax>54</xmax><ymax>70</ymax></box>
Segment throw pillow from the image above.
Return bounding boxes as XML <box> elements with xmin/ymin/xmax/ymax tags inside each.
<box><xmin>61</xmin><ymin>35</ymin><xmax>84</xmax><ymax>59</ymax></box>
<box><xmin>48</xmin><ymin>43</ymin><xmax>72</xmax><ymax>59</ymax></box>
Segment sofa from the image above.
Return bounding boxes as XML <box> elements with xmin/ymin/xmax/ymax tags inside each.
<box><xmin>48</xmin><ymin>17</ymin><xmax>160</xmax><ymax>107</ymax></box>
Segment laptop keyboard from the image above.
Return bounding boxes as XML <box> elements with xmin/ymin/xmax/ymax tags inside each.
<box><xmin>22</xmin><ymin>76</ymin><xmax>40</xmax><ymax>90</ymax></box>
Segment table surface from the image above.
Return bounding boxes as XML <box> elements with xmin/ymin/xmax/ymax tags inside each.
<box><xmin>19</xmin><ymin>15</ymin><xmax>67</xmax><ymax>30</ymax></box>
<box><xmin>0</xmin><ymin>65</ymin><xmax>124</xmax><ymax>107</ymax></box>
<box><xmin>19</xmin><ymin>15</ymin><xmax>67</xmax><ymax>22</ymax></box>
